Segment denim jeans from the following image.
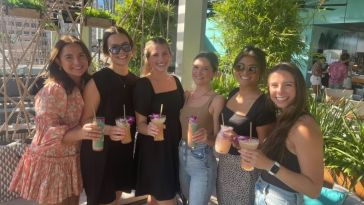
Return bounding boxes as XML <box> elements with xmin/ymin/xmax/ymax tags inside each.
<box><xmin>178</xmin><ymin>140</ymin><xmax>217</xmax><ymax>205</ymax></box>
<box><xmin>255</xmin><ymin>176</ymin><xmax>304</xmax><ymax>205</ymax></box>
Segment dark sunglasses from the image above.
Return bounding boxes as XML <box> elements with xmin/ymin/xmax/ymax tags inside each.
<box><xmin>233</xmin><ymin>64</ymin><xmax>258</xmax><ymax>74</ymax></box>
<box><xmin>108</xmin><ymin>44</ymin><xmax>132</xmax><ymax>54</ymax></box>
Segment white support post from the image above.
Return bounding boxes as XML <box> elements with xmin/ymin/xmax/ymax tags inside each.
<box><xmin>175</xmin><ymin>0</ymin><xmax>208</xmax><ymax>90</ymax></box>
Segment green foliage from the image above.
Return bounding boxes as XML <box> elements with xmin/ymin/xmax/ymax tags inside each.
<box><xmin>114</xmin><ymin>0</ymin><xmax>175</xmax><ymax>71</ymax></box>
<box><xmin>4</xmin><ymin>0</ymin><xmax>44</xmax><ymax>11</ymax></box>
<box><xmin>308</xmin><ymin>96</ymin><xmax>364</xmax><ymax>190</ymax></box>
<box><xmin>84</xmin><ymin>7</ymin><xmax>115</xmax><ymax>20</ymax></box>
<box><xmin>212</xmin><ymin>0</ymin><xmax>305</xmax><ymax>68</ymax></box>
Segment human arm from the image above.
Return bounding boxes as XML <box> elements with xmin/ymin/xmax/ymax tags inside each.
<box><xmin>243</xmin><ymin>116</ymin><xmax>324</xmax><ymax>198</ymax></box>
<box><xmin>80</xmin><ymin>79</ymin><xmax>123</xmax><ymax>141</ymax></box>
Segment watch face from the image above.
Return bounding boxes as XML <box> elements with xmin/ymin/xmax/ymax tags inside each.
<box><xmin>271</xmin><ymin>164</ymin><xmax>280</xmax><ymax>174</ymax></box>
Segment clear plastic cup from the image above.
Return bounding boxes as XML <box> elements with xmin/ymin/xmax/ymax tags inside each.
<box><xmin>239</xmin><ymin>137</ymin><xmax>259</xmax><ymax>171</ymax></box>
<box><xmin>115</xmin><ymin>118</ymin><xmax>132</xmax><ymax>144</ymax></box>
<box><xmin>187</xmin><ymin>116</ymin><xmax>198</xmax><ymax>148</ymax></box>
<box><xmin>92</xmin><ymin>117</ymin><xmax>105</xmax><ymax>152</ymax></box>
<box><xmin>150</xmin><ymin>114</ymin><xmax>166</xmax><ymax>141</ymax></box>
<box><xmin>214</xmin><ymin>125</ymin><xmax>233</xmax><ymax>154</ymax></box>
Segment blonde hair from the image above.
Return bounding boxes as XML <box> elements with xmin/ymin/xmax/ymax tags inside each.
<box><xmin>142</xmin><ymin>37</ymin><xmax>171</xmax><ymax>76</ymax></box>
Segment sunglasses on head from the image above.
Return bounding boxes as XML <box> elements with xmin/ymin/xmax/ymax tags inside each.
<box><xmin>108</xmin><ymin>44</ymin><xmax>132</xmax><ymax>54</ymax></box>
<box><xmin>233</xmin><ymin>64</ymin><xmax>258</xmax><ymax>74</ymax></box>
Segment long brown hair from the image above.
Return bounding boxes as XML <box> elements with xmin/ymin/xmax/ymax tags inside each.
<box><xmin>142</xmin><ymin>37</ymin><xmax>171</xmax><ymax>76</ymax></box>
<box><xmin>47</xmin><ymin>35</ymin><xmax>91</xmax><ymax>94</ymax></box>
<box><xmin>261</xmin><ymin>63</ymin><xmax>309</xmax><ymax>162</ymax></box>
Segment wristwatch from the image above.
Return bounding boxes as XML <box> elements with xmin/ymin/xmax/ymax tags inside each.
<box><xmin>268</xmin><ymin>161</ymin><xmax>280</xmax><ymax>175</ymax></box>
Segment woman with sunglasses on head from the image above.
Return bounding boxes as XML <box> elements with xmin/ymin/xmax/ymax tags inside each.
<box><xmin>241</xmin><ymin>63</ymin><xmax>323</xmax><ymax>205</ymax></box>
<box><xmin>178</xmin><ymin>52</ymin><xmax>225</xmax><ymax>205</ymax></box>
<box><xmin>9</xmin><ymin>35</ymin><xmax>100</xmax><ymax>205</ymax></box>
<box><xmin>216</xmin><ymin>46</ymin><xmax>276</xmax><ymax>205</ymax></box>
<box><xmin>133</xmin><ymin>37</ymin><xmax>184</xmax><ymax>205</ymax></box>
<box><xmin>80</xmin><ymin>26</ymin><xmax>138</xmax><ymax>205</ymax></box>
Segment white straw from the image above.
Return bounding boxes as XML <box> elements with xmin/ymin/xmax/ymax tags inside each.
<box><xmin>250</xmin><ymin>122</ymin><xmax>252</xmax><ymax>140</ymax></box>
<box><xmin>160</xmin><ymin>104</ymin><xmax>163</xmax><ymax>116</ymax></box>
<box><xmin>123</xmin><ymin>104</ymin><xmax>126</xmax><ymax>119</ymax></box>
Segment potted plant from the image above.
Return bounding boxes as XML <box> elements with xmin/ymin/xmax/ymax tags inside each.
<box><xmin>309</xmin><ymin>95</ymin><xmax>364</xmax><ymax>200</ymax></box>
<box><xmin>83</xmin><ymin>7</ymin><xmax>115</xmax><ymax>28</ymax></box>
<box><xmin>4</xmin><ymin>0</ymin><xmax>43</xmax><ymax>19</ymax></box>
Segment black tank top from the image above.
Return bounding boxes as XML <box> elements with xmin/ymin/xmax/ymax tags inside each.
<box><xmin>261</xmin><ymin>148</ymin><xmax>301</xmax><ymax>192</ymax></box>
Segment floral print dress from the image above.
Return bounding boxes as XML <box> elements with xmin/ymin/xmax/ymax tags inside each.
<box><xmin>9</xmin><ymin>82</ymin><xmax>84</xmax><ymax>204</ymax></box>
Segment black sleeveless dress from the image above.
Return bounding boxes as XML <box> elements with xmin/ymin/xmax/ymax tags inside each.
<box><xmin>133</xmin><ymin>76</ymin><xmax>184</xmax><ymax>201</ymax></box>
<box><xmin>80</xmin><ymin>68</ymin><xmax>139</xmax><ymax>205</ymax></box>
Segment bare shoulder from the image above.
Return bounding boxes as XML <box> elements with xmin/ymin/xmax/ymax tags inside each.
<box><xmin>210</xmin><ymin>94</ymin><xmax>226</xmax><ymax>113</ymax></box>
<box><xmin>212</xmin><ymin>94</ymin><xmax>226</xmax><ymax>106</ymax></box>
<box><xmin>290</xmin><ymin>114</ymin><xmax>322</xmax><ymax>143</ymax></box>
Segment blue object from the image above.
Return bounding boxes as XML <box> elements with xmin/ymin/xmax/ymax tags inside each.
<box><xmin>304</xmin><ymin>187</ymin><xmax>348</xmax><ymax>205</ymax></box>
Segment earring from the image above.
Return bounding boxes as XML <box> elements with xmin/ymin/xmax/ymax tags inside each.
<box><xmin>58</xmin><ymin>66</ymin><xmax>62</xmax><ymax>71</ymax></box>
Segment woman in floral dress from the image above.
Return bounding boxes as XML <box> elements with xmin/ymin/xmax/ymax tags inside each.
<box><xmin>9</xmin><ymin>35</ymin><xmax>101</xmax><ymax>205</ymax></box>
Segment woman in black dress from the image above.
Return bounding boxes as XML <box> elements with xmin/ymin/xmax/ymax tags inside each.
<box><xmin>134</xmin><ymin>37</ymin><xmax>184</xmax><ymax>205</ymax></box>
<box><xmin>80</xmin><ymin>26</ymin><xmax>138</xmax><ymax>205</ymax></box>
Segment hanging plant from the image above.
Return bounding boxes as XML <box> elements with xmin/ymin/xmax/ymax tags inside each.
<box><xmin>83</xmin><ymin>7</ymin><xmax>115</xmax><ymax>28</ymax></box>
<box><xmin>4</xmin><ymin>0</ymin><xmax>44</xmax><ymax>19</ymax></box>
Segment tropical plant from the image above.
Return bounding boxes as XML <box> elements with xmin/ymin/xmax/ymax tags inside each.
<box><xmin>4</xmin><ymin>0</ymin><xmax>43</xmax><ymax>11</ymax></box>
<box><xmin>83</xmin><ymin>7</ymin><xmax>115</xmax><ymax>20</ymax></box>
<box><xmin>114</xmin><ymin>0</ymin><xmax>175</xmax><ymax>74</ymax></box>
<box><xmin>308</xmin><ymin>96</ymin><xmax>364</xmax><ymax>190</ymax></box>
<box><xmin>212</xmin><ymin>0</ymin><xmax>305</xmax><ymax>68</ymax></box>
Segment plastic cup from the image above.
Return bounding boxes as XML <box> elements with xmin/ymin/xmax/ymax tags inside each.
<box><xmin>150</xmin><ymin>114</ymin><xmax>166</xmax><ymax>141</ymax></box>
<box><xmin>115</xmin><ymin>118</ymin><xmax>132</xmax><ymax>144</ymax></box>
<box><xmin>214</xmin><ymin>125</ymin><xmax>233</xmax><ymax>154</ymax></box>
<box><xmin>239</xmin><ymin>137</ymin><xmax>259</xmax><ymax>171</ymax></box>
<box><xmin>187</xmin><ymin>116</ymin><xmax>198</xmax><ymax>148</ymax></box>
<box><xmin>92</xmin><ymin>117</ymin><xmax>105</xmax><ymax>152</ymax></box>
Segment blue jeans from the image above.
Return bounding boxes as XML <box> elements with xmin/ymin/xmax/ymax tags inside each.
<box><xmin>178</xmin><ymin>140</ymin><xmax>217</xmax><ymax>205</ymax></box>
<box><xmin>255</xmin><ymin>176</ymin><xmax>304</xmax><ymax>205</ymax></box>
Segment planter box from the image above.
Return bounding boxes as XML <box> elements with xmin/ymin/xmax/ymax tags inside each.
<box><xmin>6</xmin><ymin>7</ymin><xmax>41</xmax><ymax>19</ymax></box>
<box><xmin>324</xmin><ymin>167</ymin><xmax>364</xmax><ymax>200</ymax></box>
<box><xmin>85</xmin><ymin>16</ymin><xmax>114</xmax><ymax>28</ymax></box>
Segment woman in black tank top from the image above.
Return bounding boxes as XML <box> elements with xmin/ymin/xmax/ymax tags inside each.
<box><xmin>241</xmin><ymin>63</ymin><xmax>324</xmax><ymax>205</ymax></box>
<box><xmin>80</xmin><ymin>27</ymin><xmax>138</xmax><ymax>205</ymax></box>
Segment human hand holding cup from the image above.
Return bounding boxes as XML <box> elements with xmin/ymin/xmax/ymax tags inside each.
<box><xmin>149</xmin><ymin>114</ymin><xmax>166</xmax><ymax>141</ymax></box>
<box><xmin>214</xmin><ymin>125</ymin><xmax>233</xmax><ymax>154</ymax></box>
<box><xmin>115</xmin><ymin>116</ymin><xmax>135</xmax><ymax>144</ymax></box>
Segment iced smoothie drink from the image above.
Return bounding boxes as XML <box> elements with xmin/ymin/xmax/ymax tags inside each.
<box><xmin>115</xmin><ymin>116</ymin><xmax>134</xmax><ymax>144</ymax></box>
<box><xmin>187</xmin><ymin>116</ymin><xmax>198</xmax><ymax>148</ymax></box>
<box><xmin>239</xmin><ymin>138</ymin><xmax>259</xmax><ymax>171</ymax></box>
<box><xmin>92</xmin><ymin>117</ymin><xmax>105</xmax><ymax>151</ymax></box>
<box><xmin>150</xmin><ymin>114</ymin><xmax>166</xmax><ymax>141</ymax></box>
<box><xmin>214</xmin><ymin>125</ymin><xmax>233</xmax><ymax>154</ymax></box>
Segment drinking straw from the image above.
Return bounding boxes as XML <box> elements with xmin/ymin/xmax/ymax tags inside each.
<box><xmin>160</xmin><ymin>104</ymin><xmax>163</xmax><ymax>117</ymax></box>
<box><xmin>221</xmin><ymin>113</ymin><xmax>225</xmax><ymax>125</ymax></box>
<box><xmin>92</xmin><ymin>104</ymin><xmax>96</xmax><ymax>121</ymax></box>
<box><xmin>249</xmin><ymin>122</ymin><xmax>252</xmax><ymax>140</ymax></box>
<box><xmin>123</xmin><ymin>104</ymin><xmax>126</xmax><ymax>119</ymax></box>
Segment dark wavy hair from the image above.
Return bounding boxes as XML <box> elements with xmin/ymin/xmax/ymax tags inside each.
<box><xmin>193</xmin><ymin>52</ymin><xmax>219</xmax><ymax>72</ymax></box>
<box><xmin>47</xmin><ymin>35</ymin><xmax>91</xmax><ymax>94</ymax></box>
<box><xmin>142</xmin><ymin>37</ymin><xmax>171</xmax><ymax>76</ymax></box>
<box><xmin>261</xmin><ymin>62</ymin><xmax>309</xmax><ymax>162</ymax></box>
<box><xmin>102</xmin><ymin>26</ymin><xmax>134</xmax><ymax>56</ymax></box>
<box><xmin>232</xmin><ymin>45</ymin><xmax>267</xmax><ymax>82</ymax></box>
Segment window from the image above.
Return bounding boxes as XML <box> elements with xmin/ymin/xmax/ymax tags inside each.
<box><xmin>15</xmin><ymin>22</ymin><xmax>22</xmax><ymax>27</ymax></box>
<box><xmin>31</xmin><ymin>23</ymin><xmax>36</xmax><ymax>28</ymax></box>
